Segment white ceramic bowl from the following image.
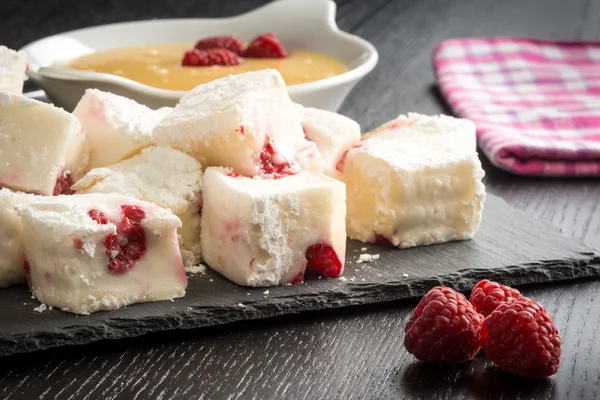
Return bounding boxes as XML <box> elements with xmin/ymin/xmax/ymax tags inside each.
<box><xmin>21</xmin><ymin>0</ymin><xmax>378</xmax><ymax>111</ymax></box>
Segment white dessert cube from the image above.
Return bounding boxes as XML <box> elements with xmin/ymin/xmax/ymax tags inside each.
<box><xmin>16</xmin><ymin>193</ymin><xmax>187</xmax><ymax>314</ymax></box>
<box><xmin>0</xmin><ymin>46</ymin><xmax>27</xmax><ymax>94</ymax></box>
<box><xmin>73</xmin><ymin>89</ymin><xmax>163</xmax><ymax>170</ymax></box>
<box><xmin>201</xmin><ymin>168</ymin><xmax>346</xmax><ymax>287</ymax></box>
<box><xmin>0</xmin><ymin>93</ymin><xmax>89</xmax><ymax>195</ymax></box>
<box><xmin>73</xmin><ymin>146</ymin><xmax>203</xmax><ymax>269</ymax></box>
<box><xmin>0</xmin><ymin>188</ymin><xmax>37</xmax><ymax>287</ymax></box>
<box><xmin>295</xmin><ymin>104</ymin><xmax>361</xmax><ymax>177</ymax></box>
<box><xmin>339</xmin><ymin>113</ymin><xmax>485</xmax><ymax>248</ymax></box>
<box><xmin>153</xmin><ymin>69</ymin><xmax>322</xmax><ymax>178</ymax></box>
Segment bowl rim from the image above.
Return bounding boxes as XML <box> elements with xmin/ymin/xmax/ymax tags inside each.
<box><xmin>20</xmin><ymin>0</ymin><xmax>379</xmax><ymax>98</ymax></box>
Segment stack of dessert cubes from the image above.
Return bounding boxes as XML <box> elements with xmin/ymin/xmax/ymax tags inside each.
<box><xmin>0</xmin><ymin>47</ymin><xmax>485</xmax><ymax>314</ymax></box>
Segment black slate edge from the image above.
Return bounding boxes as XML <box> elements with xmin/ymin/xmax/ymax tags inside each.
<box><xmin>2</xmin><ymin>256</ymin><xmax>598</xmax><ymax>357</ymax></box>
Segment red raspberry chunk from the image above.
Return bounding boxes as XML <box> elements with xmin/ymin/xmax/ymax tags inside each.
<box><xmin>182</xmin><ymin>48</ymin><xmax>240</xmax><ymax>67</ymax></box>
<box><xmin>23</xmin><ymin>261</ymin><xmax>30</xmax><ymax>275</ymax></box>
<box><xmin>481</xmin><ymin>298</ymin><xmax>561</xmax><ymax>379</ymax></box>
<box><xmin>53</xmin><ymin>172</ymin><xmax>74</xmax><ymax>196</ymax></box>
<box><xmin>243</xmin><ymin>33</ymin><xmax>288</xmax><ymax>59</ymax></box>
<box><xmin>258</xmin><ymin>138</ymin><xmax>297</xmax><ymax>179</ymax></box>
<box><xmin>105</xmin><ymin>205</ymin><xmax>147</xmax><ymax>274</ymax></box>
<box><xmin>404</xmin><ymin>286</ymin><xmax>484</xmax><ymax>364</ymax></box>
<box><xmin>305</xmin><ymin>242</ymin><xmax>343</xmax><ymax>277</ymax></box>
<box><xmin>470</xmin><ymin>279</ymin><xmax>523</xmax><ymax>317</ymax></box>
<box><xmin>194</xmin><ymin>35</ymin><xmax>245</xmax><ymax>55</ymax></box>
<box><xmin>88</xmin><ymin>209</ymin><xmax>109</xmax><ymax>225</ymax></box>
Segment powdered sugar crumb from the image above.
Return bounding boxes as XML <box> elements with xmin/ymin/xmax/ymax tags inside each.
<box><xmin>34</xmin><ymin>304</ymin><xmax>48</xmax><ymax>313</ymax></box>
<box><xmin>186</xmin><ymin>264</ymin><xmax>206</xmax><ymax>275</ymax></box>
<box><xmin>361</xmin><ymin>247</ymin><xmax>367</xmax><ymax>251</ymax></box>
<box><xmin>403</xmin><ymin>273</ymin><xmax>409</xmax><ymax>278</ymax></box>
<box><xmin>263</xmin><ymin>290</ymin><xmax>270</xmax><ymax>295</ymax></box>
<box><xmin>338</xmin><ymin>276</ymin><xmax>347</xmax><ymax>281</ymax></box>
<box><xmin>238</xmin><ymin>303</ymin><xmax>245</xmax><ymax>307</ymax></box>
<box><xmin>356</xmin><ymin>253</ymin><xmax>380</xmax><ymax>264</ymax></box>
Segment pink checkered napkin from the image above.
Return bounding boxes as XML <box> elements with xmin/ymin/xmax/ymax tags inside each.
<box><xmin>433</xmin><ymin>38</ymin><xmax>600</xmax><ymax>176</ymax></box>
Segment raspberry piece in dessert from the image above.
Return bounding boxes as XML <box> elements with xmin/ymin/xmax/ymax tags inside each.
<box><xmin>154</xmin><ymin>69</ymin><xmax>321</xmax><ymax>177</ymax></box>
<box><xmin>0</xmin><ymin>46</ymin><xmax>27</xmax><ymax>94</ymax></box>
<box><xmin>481</xmin><ymin>297</ymin><xmax>561</xmax><ymax>378</ymax></box>
<box><xmin>404</xmin><ymin>286</ymin><xmax>484</xmax><ymax>363</ymax></box>
<box><xmin>201</xmin><ymin>167</ymin><xmax>346</xmax><ymax>286</ymax></box>
<box><xmin>16</xmin><ymin>193</ymin><xmax>187</xmax><ymax>314</ymax></box>
<box><xmin>73</xmin><ymin>146</ymin><xmax>204</xmax><ymax>270</ymax></box>
<box><xmin>470</xmin><ymin>279</ymin><xmax>523</xmax><ymax>317</ymax></box>
<box><xmin>0</xmin><ymin>188</ymin><xmax>38</xmax><ymax>287</ymax></box>
<box><xmin>72</xmin><ymin>89</ymin><xmax>164</xmax><ymax>170</ymax></box>
<box><xmin>0</xmin><ymin>93</ymin><xmax>89</xmax><ymax>196</ymax></box>
<box><xmin>53</xmin><ymin>171</ymin><xmax>74</xmax><ymax>196</ymax></box>
<box><xmin>294</xmin><ymin>103</ymin><xmax>361</xmax><ymax>177</ymax></box>
<box><xmin>194</xmin><ymin>35</ymin><xmax>245</xmax><ymax>55</ymax></box>
<box><xmin>243</xmin><ymin>33</ymin><xmax>288</xmax><ymax>58</ymax></box>
<box><xmin>339</xmin><ymin>113</ymin><xmax>486</xmax><ymax>248</ymax></box>
<box><xmin>181</xmin><ymin>48</ymin><xmax>240</xmax><ymax>67</ymax></box>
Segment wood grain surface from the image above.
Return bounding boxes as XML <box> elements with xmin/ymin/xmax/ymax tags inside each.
<box><xmin>1</xmin><ymin>0</ymin><xmax>600</xmax><ymax>399</ymax></box>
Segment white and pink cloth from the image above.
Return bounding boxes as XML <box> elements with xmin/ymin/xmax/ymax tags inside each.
<box><xmin>434</xmin><ymin>37</ymin><xmax>600</xmax><ymax>176</ymax></box>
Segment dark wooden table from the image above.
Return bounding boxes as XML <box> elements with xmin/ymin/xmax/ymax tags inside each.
<box><xmin>2</xmin><ymin>0</ymin><xmax>600</xmax><ymax>398</ymax></box>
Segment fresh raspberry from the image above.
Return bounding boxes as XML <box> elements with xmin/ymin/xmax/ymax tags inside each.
<box><xmin>88</xmin><ymin>209</ymin><xmax>109</xmax><ymax>225</ymax></box>
<box><xmin>181</xmin><ymin>48</ymin><xmax>240</xmax><ymax>66</ymax></box>
<box><xmin>305</xmin><ymin>242</ymin><xmax>343</xmax><ymax>277</ymax></box>
<box><xmin>226</xmin><ymin>172</ymin><xmax>241</xmax><ymax>178</ymax></box>
<box><xmin>258</xmin><ymin>138</ymin><xmax>297</xmax><ymax>179</ymax></box>
<box><xmin>53</xmin><ymin>172</ymin><xmax>74</xmax><ymax>196</ymax></box>
<box><xmin>105</xmin><ymin>205</ymin><xmax>147</xmax><ymax>274</ymax></box>
<box><xmin>481</xmin><ymin>298</ymin><xmax>561</xmax><ymax>378</ymax></box>
<box><xmin>194</xmin><ymin>35</ymin><xmax>245</xmax><ymax>55</ymax></box>
<box><xmin>470</xmin><ymin>279</ymin><xmax>523</xmax><ymax>317</ymax></box>
<box><xmin>243</xmin><ymin>33</ymin><xmax>288</xmax><ymax>58</ymax></box>
<box><xmin>404</xmin><ymin>286</ymin><xmax>484</xmax><ymax>363</ymax></box>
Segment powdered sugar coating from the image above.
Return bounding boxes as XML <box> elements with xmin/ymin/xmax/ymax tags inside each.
<box><xmin>16</xmin><ymin>193</ymin><xmax>186</xmax><ymax>314</ymax></box>
<box><xmin>201</xmin><ymin>167</ymin><xmax>346</xmax><ymax>287</ymax></box>
<box><xmin>0</xmin><ymin>46</ymin><xmax>27</xmax><ymax>94</ymax></box>
<box><xmin>153</xmin><ymin>69</ymin><xmax>322</xmax><ymax>177</ymax></box>
<box><xmin>295</xmin><ymin>103</ymin><xmax>361</xmax><ymax>177</ymax></box>
<box><xmin>0</xmin><ymin>188</ymin><xmax>39</xmax><ymax>287</ymax></box>
<box><xmin>73</xmin><ymin>146</ymin><xmax>203</xmax><ymax>268</ymax></box>
<box><xmin>0</xmin><ymin>93</ymin><xmax>89</xmax><ymax>195</ymax></box>
<box><xmin>73</xmin><ymin>89</ymin><xmax>163</xmax><ymax>170</ymax></box>
<box><xmin>341</xmin><ymin>113</ymin><xmax>486</xmax><ymax>248</ymax></box>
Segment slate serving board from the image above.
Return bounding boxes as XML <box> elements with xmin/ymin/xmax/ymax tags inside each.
<box><xmin>0</xmin><ymin>194</ymin><xmax>598</xmax><ymax>357</ymax></box>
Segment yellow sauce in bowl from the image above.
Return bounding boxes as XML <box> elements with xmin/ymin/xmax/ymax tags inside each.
<box><xmin>64</xmin><ymin>44</ymin><xmax>348</xmax><ymax>90</ymax></box>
